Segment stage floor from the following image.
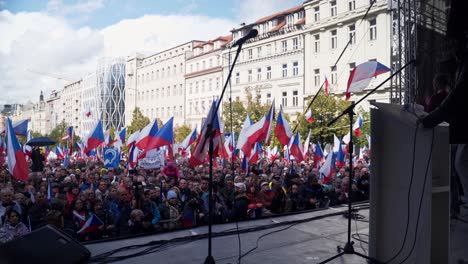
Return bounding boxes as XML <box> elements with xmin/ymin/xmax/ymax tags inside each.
<box><xmin>86</xmin><ymin>205</ymin><xmax>371</xmax><ymax>264</ymax></box>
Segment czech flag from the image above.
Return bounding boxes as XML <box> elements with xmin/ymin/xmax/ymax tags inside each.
<box><xmin>181</xmin><ymin>127</ymin><xmax>197</xmax><ymax>151</ymax></box>
<box><xmin>275</xmin><ymin>107</ymin><xmax>293</xmax><ymax>146</ymax></box>
<box><xmin>303</xmin><ymin>130</ymin><xmax>311</xmax><ymax>157</ymax></box>
<box><xmin>268</xmin><ymin>146</ymin><xmax>278</xmax><ymax>162</ymax></box>
<box><xmin>236</xmin><ymin>114</ymin><xmax>253</xmax><ymax>154</ymax></box>
<box><xmin>12</xmin><ymin>119</ymin><xmax>29</xmax><ymax>136</ymax></box>
<box><xmin>136</xmin><ymin>120</ymin><xmax>159</xmax><ymax>150</ymax></box>
<box><xmin>145</xmin><ymin>117</ymin><xmax>174</xmax><ymax>152</ymax></box>
<box><xmin>5</xmin><ymin>118</ymin><xmax>29</xmax><ymax>181</ymax></box>
<box><xmin>77</xmin><ymin>214</ymin><xmax>103</xmax><ymax>234</ymax></box>
<box><xmin>305</xmin><ymin>109</ymin><xmax>314</xmax><ymax>123</ymax></box>
<box><xmin>289</xmin><ymin>131</ymin><xmax>304</xmax><ymax>163</ymax></box>
<box><xmin>128</xmin><ymin>144</ymin><xmax>139</xmax><ymax>170</ymax></box>
<box><xmin>319</xmin><ymin>153</ymin><xmax>336</xmax><ymax>184</ymax></box>
<box><xmin>353</xmin><ymin>114</ymin><xmax>363</xmax><ymax>137</ymax></box>
<box><xmin>345</xmin><ymin>61</ymin><xmax>391</xmax><ymax>100</ymax></box>
<box><xmin>66</xmin><ymin>126</ymin><xmax>73</xmax><ymax>153</ymax></box>
<box><xmin>127</xmin><ymin>130</ymin><xmax>140</xmax><ymax>150</ymax></box>
<box><xmin>313</xmin><ymin>142</ymin><xmax>323</xmax><ymax>168</ymax></box>
<box><xmin>240</xmin><ymin>101</ymin><xmax>275</xmax><ymax>155</ymax></box>
<box><xmin>249</xmin><ymin>142</ymin><xmax>263</xmax><ymax>164</ymax></box>
<box><xmin>336</xmin><ymin>142</ymin><xmax>346</xmax><ymax>168</ymax></box>
<box><xmin>0</xmin><ymin>136</ymin><xmax>5</xmax><ymax>165</ymax></box>
<box><xmin>241</xmin><ymin>154</ymin><xmax>248</xmax><ymax>175</ymax></box>
<box><xmin>189</xmin><ymin>101</ymin><xmax>222</xmax><ymax>167</ymax></box>
<box><xmin>55</xmin><ymin>145</ymin><xmax>65</xmax><ymax>160</ymax></box>
<box><xmin>84</xmin><ymin>120</ymin><xmax>105</xmax><ymax>153</ymax></box>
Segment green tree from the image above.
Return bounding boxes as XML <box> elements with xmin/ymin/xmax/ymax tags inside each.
<box><xmin>128</xmin><ymin>107</ymin><xmax>150</xmax><ymax>134</ymax></box>
<box><xmin>222</xmin><ymin>98</ymin><xmax>246</xmax><ymax>135</ymax></box>
<box><xmin>48</xmin><ymin>120</ymin><xmax>69</xmax><ymax>143</ymax></box>
<box><xmin>174</xmin><ymin>124</ymin><xmax>192</xmax><ymax>143</ymax></box>
<box><xmin>295</xmin><ymin>93</ymin><xmax>352</xmax><ymax>146</ymax></box>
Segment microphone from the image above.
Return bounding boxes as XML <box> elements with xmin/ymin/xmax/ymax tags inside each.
<box><xmin>232</xmin><ymin>29</ymin><xmax>258</xmax><ymax>47</ymax></box>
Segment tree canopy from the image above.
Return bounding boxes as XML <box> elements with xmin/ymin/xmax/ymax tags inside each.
<box><xmin>128</xmin><ymin>107</ymin><xmax>150</xmax><ymax>134</ymax></box>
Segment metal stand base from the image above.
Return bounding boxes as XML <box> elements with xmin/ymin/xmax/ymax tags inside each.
<box><xmin>318</xmin><ymin>242</ymin><xmax>379</xmax><ymax>264</ymax></box>
<box><xmin>204</xmin><ymin>255</ymin><xmax>215</xmax><ymax>264</ymax></box>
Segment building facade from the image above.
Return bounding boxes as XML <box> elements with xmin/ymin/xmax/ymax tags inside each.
<box><xmin>185</xmin><ymin>35</ymin><xmax>232</xmax><ymax>129</ymax></box>
<box><xmin>303</xmin><ymin>0</ymin><xmax>392</xmax><ymax>108</ymax></box>
<box><xmin>223</xmin><ymin>6</ymin><xmax>307</xmax><ymax>120</ymax></box>
<box><xmin>61</xmin><ymin>79</ymin><xmax>83</xmax><ymax>136</ymax></box>
<box><xmin>45</xmin><ymin>90</ymin><xmax>61</xmax><ymax>134</ymax></box>
<box><xmin>125</xmin><ymin>41</ymin><xmax>204</xmax><ymax>128</ymax></box>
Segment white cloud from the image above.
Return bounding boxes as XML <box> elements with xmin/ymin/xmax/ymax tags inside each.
<box><xmin>235</xmin><ymin>0</ymin><xmax>302</xmax><ymax>24</ymax></box>
<box><xmin>0</xmin><ymin>10</ymin><xmax>235</xmax><ymax>105</ymax></box>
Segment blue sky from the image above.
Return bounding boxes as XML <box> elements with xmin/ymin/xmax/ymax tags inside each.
<box><xmin>0</xmin><ymin>0</ymin><xmax>301</xmax><ymax>104</ymax></box>
<box><xmin>1</xmin><ymin>0</ymin><xmax>279</xmax><ymax>29</ymax></box>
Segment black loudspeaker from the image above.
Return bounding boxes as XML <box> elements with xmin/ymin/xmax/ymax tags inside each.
<box><xmin>0</xmin><ymin>225</ymin><xmax>90</xmax><ymax>264</ymax></box>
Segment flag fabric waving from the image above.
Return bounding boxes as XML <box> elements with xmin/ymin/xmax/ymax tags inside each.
<box><xmin>136</xmin><ymin>120</ymin><xmax>159</xmax><ymax>150</ymax></box>
<box><xmin>181</xmin><ymin>127</ymin><xmax>197</xmax><ymax>150</ymax></box>
<box><xmin>275</xmin><ymin>107</ymin><xmax>293</xmax><ymax>146</ymax></box>
<box><xmin>5</xmin><ymin>118</ymin><xmax>29</xmax><ymax>181</ymax></box>
<box><xmin>319</xmin><ymin>152</ymin><xmax>336</xmax><ymax>184</ymax></box>
<box><xmin>145</xmin><ymin>117</ymin><xmax>174</xmax><ymax>153</ymax></box>
<box><xmin>289</xmin><ymin>131</ymin><xmax>304</xmax><ymax>163</ymax></box>
<box><xmin>303</xmin><ymin>130</ymin><xmax>311</xmax><ymax>157</ymax></box>
<box><xmin>345</xmin><ymin>61</ymin><xmax>391</xmax><ymax>100</ymax></box>
<box><xmin>84</xmin><ymin>120</ymin><xmax>105</xmax><ymax>153</ymax></box>
<box><xmin>127</xmin><ymin>131</ymin><xmax>140</xmax><ymax>150</ymax></box>
<box><xmin>189</xmin><ymin>101</ymin><xmax>221</xmax><ymax>167</ymax></box>
<box><xmin>305</xmin><ymin>109</ymin><xmax>314</xmax><ymax>123</ymax></box>
<box><xmin>236</xmin><ymin>114</ymin><xmax>253</xmax><ymax>153</ymax></box>
<box><xmin>77</xmin><ymin>214</ymin><xmax>103</xmax><ymax>234</ymax></box>
<box><xmin>239</xmin><ymin>101</ymin><xmax>275</xmax><ymax>155</ymax></box>
<box><xmin>353</xmin><ymin>114</ymin><xmax>363</xmax><ymax>137</ymax></box>
<box><xmin>313</xmin><ymin>142</ymin><xmax>323</xmax><ymax>168</ymax></box>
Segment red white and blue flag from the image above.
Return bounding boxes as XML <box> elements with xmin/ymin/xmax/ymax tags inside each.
<box><xmin>189</xmin><ymin>101</ymin><xmax>222</xmax><ymax>167</ymax></box>
<box><xmin>320</xmin><ymin>152</ymin><xmax>336</xmax><ymax>184</ymax></box>
<box><xmin>0</xmin><ymin>136</ymin><xmax>5</xmax><ymax>165</ymax></box>
<box><xmin>5</xmin><ymin>118</ymin><xmax>29</xmax><ymax>181</ymax></box>
<box><xmin>144</xmin><ymin>117</ymin><xmax>174</xmax><ymax>154</ymax></box>
<box><xmin>77</xmin><ymin>214</ymin><xmax>103</xmax><ymax>234</ymax></box>
<box><xmin>303</xmin><ymin>130</ymin><xmax>312</xmax><ymax>157</ymax></box>
<box><xmin>353</xmin><ymin>114</ymin><xmax>363</xmax><ymax>137</ymax></box>
<box><xmin>275</xmin><ymin>107</ymin><xmax>293</xmax><ymax>146</ymax></box>
<box><xmin>289</xmin><ymin>131</ymin><xmax>304</xmax><ymax>163</ymax></box>
<box><xmin>267</xmin><ymin>146</ymin><xmax>278</xmax><ymax>162</ymax></box>
<box><xmin>236</xmin><ymin>114</ymin><xmax>253</xmax><ymax>154</ymax></box>
<box><xmin>23</xmin><ymin>131</ymin><xmax>33</xmax><ymax>157</ymax></box>
<box><xmin>305</xmin><ymin>109</ymin><xmax>314</xmax><ymax>123</ymax></box>
<box><xmin>12</xmin><ymin>119</ymin><xmax>29</xmax><ymax>137</ymax></box>
<box><xmin>313</xmin><ymin>142</ymin><xmax>324</xmax><ymax>168</ymax></box>
<box><xmin>136</xmin><ymin>120</ymin><xmax>159</xmax><ymax>150</ymax></box>
<box><xmin>84</xmin><ymin>120</ymin><xmax>105</xmax><ymax>154</ymax></box>
<box><xmin>239</xmin><ymin>101</ymin><xmax>274</xmax><ymax>155</ymax></box>
<box><xmin>128</xmin><ymin>144</ymin><xmax>139</xmax><ymax>170</ymax></box>
<box><xmin>127</xmin><ymin>131</ymin><xmax>140</xmax><ymax>150</ymax></box>
<box><xmin>346</xmin><ymin>61</ymin><xmax>391</xmax><ymax>100</ymax></box>
<box><xmin>181</xmin><ymin>127</ymin><xmax>197</xmax><ymax>151</ymax></box>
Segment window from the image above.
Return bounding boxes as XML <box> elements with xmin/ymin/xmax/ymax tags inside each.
<box><xmin>189</xmin><ymin>83</ymin><xmax>193</xmax><ymax>94</ymax></box>
<box><xmin>293</xmin><ymin>37</ymin><xmax>299</xmax><ymax>50</ymax></box>
<box><xmin>349</xmin><ymin>62</ymin><xmax>356</xmax><ymax>74</ymax></box>
<box><xmin>167</xmin><ymin>107</ymin><xmax>170</xmax><ymax>117</ymax></box>
<box><xmin>180</xmin><ymin>63</ymin><xmax>183</xmax><ymax>73</ymax></box>
<box><xmin>330</xmin><ymin>1</ymin><xmax>337</xmax><ymax>16</ymax></box>
<box><xmin>156</xmin><ymin>70</ymin><xmax>160</xmax><ymax>79</ymax></box>
<box><xmin>196</xmin><ymin>62</ymin><xmax>199</xmax><ymax>71</ymax></box>
<box><xmin>267</xmin><ymin>44</ymin><xmax>272</xmax><ymax>55</ymax></box>
<box><xmin>248</xmin><ymin>69</ymin><xmax>253</xmax><ymax>82</ymax></box>
<box><xmin>167</xmin><ymin>67</ymin><xmax>170</xmax><ymax>76</ymax></box>
<box><xmin>209</xmin><ymin>59</ymin><xmax>213</xmax><ymax>68</ymax></box>
<box><xmin>266</xmin><ymin>93</ymin><xmax>272</xmax><ymax>105</ymax></box>
<box><xmin>156</xmin><ymin>108</ymin><xmax>159</xmax><ymax>117</ymax></box>
<box><xmin>314</xmin><ymin>34</ymin><xmax>320</xmax><ymax>53</ymax></box>
<box><xmin>173</xmin><ymin>65</ymin><xmax>176</xmax><ymax>75</ymax></box>
<box><xmin>292</xmin><ymin>90</ymin><xmax>298</xmax><ymax>107</ymax></box>
<box><xmin>179</xmin><ymin>105</ymin><xmax>183</xmax><ymax>116</ymax></box>
<box><xmin>369</xmin><ymin>19</ymin><xmax>377</xmax><ymax>40</ymax></box>
<box><xmin>202</xmin><ymin>61</ymin><xmax>206</xmax><ymax>69</ymax></box>
<box><xmin>216</xmin><ymin>77</ymin><xmax>220</xmax><ymax>89</ymax></box>
<box><xmin>314</xmin><ymin>69</ymin><xmax>321</xmax><ymax>87</ymax></box>
<box><xmin>298</xmin><ymin>11</ymin><xmax>305</xmax><ymax>20</ymax></box>
<box><xmin>167</xmin><ymin>86</ymin><xmax>170</xmax><ymax>97</ymax></box>
<box><xmin>293</xmin><ymin>62</ymin><xmax>299</xmax><ymax>76</ymax></box>
<box><xmin>209</xmin><ymin>78</ymin><xmax>212</xmax><ymax>91</ymax></box>
<box><xmin>248</xmin><ymin>49</ymin><xmax>253</xmax><ymax>59</ymax></box>
<box><xmin>195</xmin><ymin>81</ymin><xmax>199</xmax><ymax>93</ymax></box>
<box><xmin>179</xmin><ymin>84</ymin><xmax>183</xmax><ymax>95</ymax></box>
<box><xmin>286</xmin><ymin>15</ymin><xmax>293</xmax><ymax>26</ymax></box>
<box><xmin>236</xmin><ymin>72</ymin><xmax>240</xmax><ymax>84</ymax></box>
<box><xmin>348</xmin><ymin>0</ymin><xmax>355</xmax><ymax>11</ymax></box>
<box><xmin>151</xmin><ymin>89</ymin><xmax>154</xmax><ymax>99</ymax></box>
<box><xmin>173</xmin><ymin>85</ymin><xmax>177</xmax><ymax>96</ymax></box>
<box><xmin>282</xmin><ymin>64</ymin><xmax>288</xmax><ymax>77</ymax></box>
<box><xmin>330</xmin><ymin>30</ymin><xmax>337</xmax><ymax>49</ymax></box>
<box><xmin>257</xmin><ymin>68</ymin><xmax>262</xmax><ymax>81</ymax></box>
<box><xmin>331</xmin><ymin>66</ymin><xmax>337</xmax><ymax>84</ymax></box>
<box><xmin>189</xmin><ymin>65</ymin><xmax>192</xmax><ymax>73</ymax></box>
<box><xmin>266</xmin><ymin>66</ymin><xmax>272</xmax><ymax>80</ymax></box>
<box><xmin>162</xmin><ymin>68</ymin><xmax>165</xmax><ymax>78</ymax></box>
<box><xmin>151</xmin><ymin>71</ymin><xmax>154</xmax><ymax>80</ymax></box>
<box><xmin>161</xmin><ymin>108</ymin><xmax>165</xmax><ymax>118</ymax></box>
<box><xmin>188</xmin><ymin>103</ymin><xmax>192</xmax><ymax>114</ymax></box>
<box><xmin>156</xmin><ymin>88</ymin><xmax>160</xmax><ymax>97</ymax></box>
<box><xmin>161</xmin><ymin>87</ymin><xmax>165</xmax><ymax>97</ymax></box>
<box><xmin>257</xmin><ymin>47</ymin><xmax>262</xmax><ymax>58</ymax></box>
<box><xmin>348</xmin><ymin>24</ymin><xmax>356</xmax><ymax>44</ymax></box>
<box><xmin>202</xmin><ymin>80</ymin><xmax>205</xmax><ymax>92</ymax></box>
<box><xmin>173</xmin><ymin>106</ymin><xmax>177</xmax><ymax>116</ymax></box>
<box><xmin>281</xmin><ymin>40</ymin><xmax>287</xmax><ymax>52</ymax></box>
<box><xmin>282</xmin><ymin>92</ymin><xmax>288</xmax><ymax>107</ymax></box>
<box><xmin>314</xmin><ymin>6</ymin><xmax>320</xmax><ymax>22</ymax></box>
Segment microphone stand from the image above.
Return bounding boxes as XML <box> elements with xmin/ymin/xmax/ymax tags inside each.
<box><xmin>317</xmin><ymin>60</ymin><xmax>414</xmax><ymax>264</ymax></box>
<box><xmin>202</xmin><ymin>42</ymin><xmax>244</xmax><ymax>264</ymax></box>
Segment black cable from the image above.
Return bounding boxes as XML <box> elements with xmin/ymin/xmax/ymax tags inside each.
<box><xmin>395</xmin><ymin>129</ymin><xmax>434</xmax><ymax>264</ymax></box>
<box><xmin>383</xmin><ymin>124</ymin><xmax>419</xmax><ymax>264</ymax></box>
<box><xmin>236</xmin><ymin>220</ymin><xmax>242</xmax><ymax>264</ymax></box>
<box><xmin>89</xmin><ymin>207</ymin><xmax>358</xmax><ymax>263</ymax></box>
<box><xmin>353</xmin><ymin>211</ymin><xmax>368</xmax><ymax>255</ymax></box>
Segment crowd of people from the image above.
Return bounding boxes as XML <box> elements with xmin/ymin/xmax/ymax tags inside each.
<box><xmin>0</xmin><ymin>152</ymin><xmax>371</xmax><ymax>243</ymax></box>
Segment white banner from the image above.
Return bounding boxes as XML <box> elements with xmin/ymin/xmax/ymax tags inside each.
<box><xmin>138</xmin><ymin>149</ymin><xmax>165</xmax><ymax>169</ymax></box>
